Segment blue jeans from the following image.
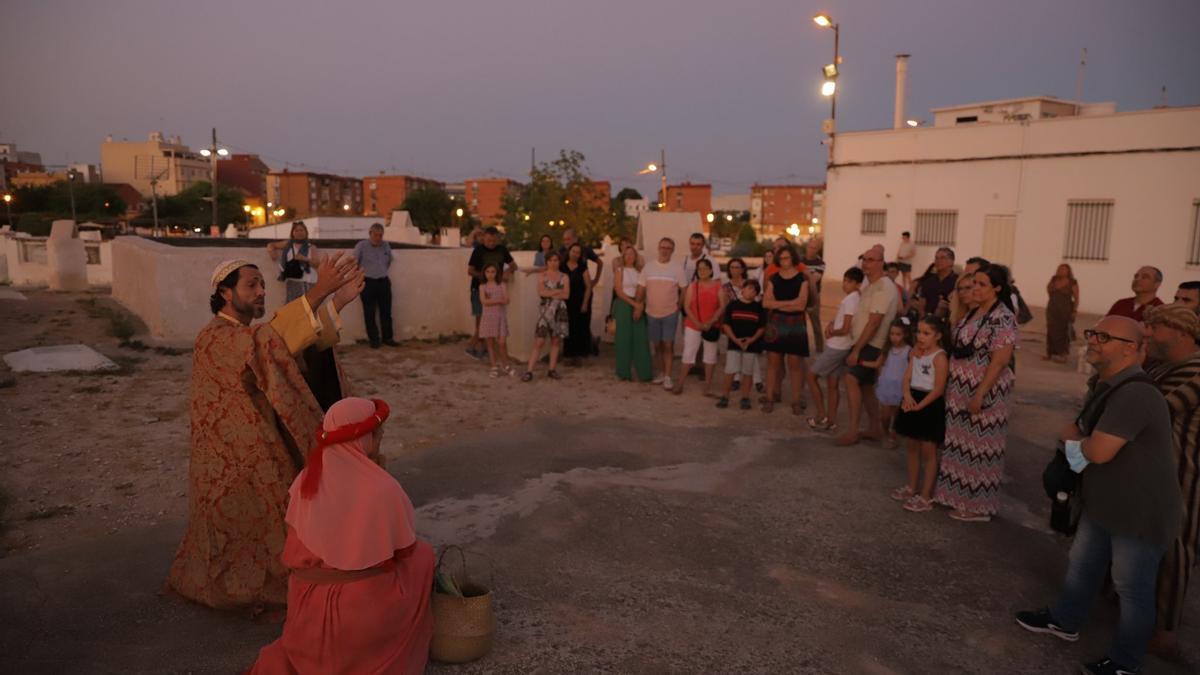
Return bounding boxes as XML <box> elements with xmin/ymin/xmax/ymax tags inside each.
<box><xmin>1051</xmin><ymin>514</ymin><xmax>1165</xmax><ymax>669</ymax></box>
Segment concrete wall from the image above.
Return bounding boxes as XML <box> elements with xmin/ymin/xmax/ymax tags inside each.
<box><xmin>824</xmin><ymin>106</ymin><xmax>1200</xmax><ymax>314</ymax></box>
<box><xmin>0</xmin><ymin>233</ymin><xmax>112</xmax><ymax>287</ymax></box>
<box><xmin>108</xmin><ymin>237</ymin><xmax>622</xmax><ymax>361</ymax></box>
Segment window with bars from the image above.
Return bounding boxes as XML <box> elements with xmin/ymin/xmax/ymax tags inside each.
<box><xmin>861</xmin><ymin>209</ymin><xmax>886</xmax><ymax>235</ymax></box>
<box><xmin>1188</xmin><ymin>201</ymin><xmax>1200</xmax><ymax>266</ymax></box>
<box><xmin>1063</xmin><ymin>200</ymin><xmax>1113</xmax><ymax>261</ymax></box>
<box><xmin>914</xmin><ymin>210</ymin><xmax>957</xmax><ymax>246</ymax></box>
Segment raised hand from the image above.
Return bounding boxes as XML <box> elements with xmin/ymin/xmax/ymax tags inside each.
<box><xmin>307</xmin><ymin>251</ymin><xmax>361</xmax><ymax>309</ymax></box>
<box><xmin>333</xmin><ymin>267</ymin><xmax>366</xmax><ymax>312</ymax></box>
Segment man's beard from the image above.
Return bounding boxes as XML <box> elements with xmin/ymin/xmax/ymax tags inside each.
<box><xmin>233</xmin><ymin>297</ymin><xmax>265</xmax><ymax>319</ymax></box>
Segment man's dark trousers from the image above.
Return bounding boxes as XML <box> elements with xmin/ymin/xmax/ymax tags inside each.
<box><xmin>361</xmin><ymin>277</ymin><xmax>393</xmax><ymax>344</ymax></box>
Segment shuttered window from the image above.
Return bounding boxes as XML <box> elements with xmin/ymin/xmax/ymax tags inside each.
<box><xmin>914</xmin><ymin>210</ymin><xmax>957</xmax><ymax>246</ymax></box>
<box><xmin>1188</xmin><ymin>201</ymin><xmax>1200</xmax><ymax>266</ymax></box>
<box><xmin>861</xmin><ymin>209</ymin><xmax>886</xmax><ymax>235</ymax></box>
<box><xmin>1063</xmin><ymin>200</ymin><xmax>1113</xmax><ymax>261</ymax></box>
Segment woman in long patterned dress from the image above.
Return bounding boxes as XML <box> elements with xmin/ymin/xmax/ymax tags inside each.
<box><xmin>1044</xmin><ymin>263</ymin><xmax>1078</xmax><ymax>363</ymax></box>
<box><xmin>933</xmin><ymin>265</ymin><xmax>1018</xmax><ymax>522</ymax></box>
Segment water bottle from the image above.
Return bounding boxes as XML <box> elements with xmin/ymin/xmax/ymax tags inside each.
<box><xmin>1050</xmin><ymin>491</ymin><xmax>1072</xmax><ymax>534</ymax></box>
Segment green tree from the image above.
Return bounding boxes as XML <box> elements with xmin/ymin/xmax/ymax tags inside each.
<box><xmin>400</xmin><ymin>185</ymin><xmax>459</xmax><ymax>235</ymax></box>
<box><xmin>615</xmin><ymin>187</ymin><xmax>642</xmax><ymax>201</ymax></box>
<box><xmin>156</xmin><ymin>181</ymin><xmax>246</xmax><ymax>227</ymax></box>
<box><xmin>500</xmin><ymin>150</ymin><xmax>618</xmax><ymax>248</ymax></box>
<box><xmin>10</xmin><ymin>182</ymin><xmax>127</xmax><ymax>225</ymax></box>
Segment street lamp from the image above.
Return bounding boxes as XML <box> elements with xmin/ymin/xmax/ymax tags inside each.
<box><xmin>705</xmin><ymin>212</ymin><xmax>715</xmax><ymax>224</ymax></box>
<box><xmin>66</xmin><ymin>168</ymin><xmax>79</xmax><ymax>222</ymax></box>
<box><xmin>199</xmin><ymin>128</ymin><xmax>229</xmax><ymax>236</ymax></box>
<box><xmin>2</xmin><ymin>193</ymin><xmax>12</xmax><ymax>227</ymax></box>
<box><xmin>813</xmin><ymin>13</ymin><xmax>840</xmax><ymax>162</ymax></box>
<box><xmin>637</xmin><ymin>150</ymin><xmax>667</xmax><ymax>211</ymax></box>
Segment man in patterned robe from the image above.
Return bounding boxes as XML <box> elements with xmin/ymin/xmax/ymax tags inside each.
<box><xmin>1145</xmin><ymin>303</ymin><xmax>1200</xmax><ymax>659</ymax></box>
<box><xmin>167</xmin><ymin>254</ymin><xmax>363</xmax><ymax>611</ymax></box>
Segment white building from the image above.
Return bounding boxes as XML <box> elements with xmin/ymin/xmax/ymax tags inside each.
<box><xmin>712</xmin><ymin>193</ymin><xmax>750</xmax><ymax>213</ymax></box>
<box><xmin>823</xmin><ymin>97</ymin><xmax>1200</xmax><ymax>314</ymax></box>
<box><xmin>624</xmin><ymin>197</ymin><xmax>649</xmax><ymax>218</ymax></box>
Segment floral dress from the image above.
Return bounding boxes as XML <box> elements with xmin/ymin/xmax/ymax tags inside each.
<box><xmin>535</xmin><ymin>274</ymin><xmax>569</xmax><ymax>339</ymax></box>
<box><xmin>933</xmin><ymin>302</ymin><xmax>1018</xmax><ymax>515</ymax></box>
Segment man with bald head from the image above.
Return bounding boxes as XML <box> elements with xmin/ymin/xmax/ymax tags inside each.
<box><xmin>1017</xmin><ymin>315</ymin><xmax>1181</xmax><ymax>675</ymax></box>
<box><xmin>1142</xmin><ymin>304</ymin><xmax>1200</xmax><ymax>658</ymax></box>
<box><xmin>1107</xmin><ymin>266</ymin><xmax>1164</xmax><ymax>322</ymax></box>
<box><xmin>836</xmin><ymin>244</ymin><xmax>898</xmax><ymax>446</ymax></box>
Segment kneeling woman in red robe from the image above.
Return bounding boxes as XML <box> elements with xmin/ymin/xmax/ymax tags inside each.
<box><xmin>248</xmin><ymin>397</ymin><xmax>434</xmax><ymax>675</ymax></box>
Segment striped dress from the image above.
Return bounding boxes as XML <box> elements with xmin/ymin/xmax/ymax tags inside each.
<box><xmin>1150</xmin><ymin>353</ymin><xmax>1200</xmax><ymax>632</ymax></box>
<box><xmin>933</xmin><ymin>303</ymin><xmax>1018</xmax><ymax>516</ymax></box>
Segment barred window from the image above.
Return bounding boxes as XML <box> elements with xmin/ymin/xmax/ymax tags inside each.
<box><xmin>861</xmin><ymin>209</ymin><xmax>886</xmax><ymax>235</ymax></box>
<box><xmin>1063</xmin><ymin>200</ymin><xmax>1113</xmax><ymax>261</ymax></box>
<box><xmin>914</xmin><ymin>210</ymin><xmax>957</xmax><ymax>246</ymax></box>
<box><xmin>1188</xmin><ymin>200</ymin><xmax>1200</xmax><ymax>266</ymax></box>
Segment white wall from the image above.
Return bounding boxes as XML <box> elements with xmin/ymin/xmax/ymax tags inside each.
<box><xmin>0</xmin><ymin>234</ymin><xmax>112</xmax><ymax>287</ymax></box>
<box><xmin>824</xmin><ymin>106</ymin><xmax>1200</xmax><ymax>314</ymax></box>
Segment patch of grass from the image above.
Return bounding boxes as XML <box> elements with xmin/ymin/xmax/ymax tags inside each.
<box><xmin>75</xmin><ymin>384</ymin><xmax>104</xmax><ymax>394</ymax></box>
<box><xmin>76</xmin><ymin>297</ymin><xmax>142</xmax><ymax>340</ymax></box>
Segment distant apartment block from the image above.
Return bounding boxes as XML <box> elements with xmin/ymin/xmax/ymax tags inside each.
<box><xmin>712</xmin><ymin>193</ymin><xmax>751</xmax><ymax>214</ymax></box>
<box><xmin>0</xmin><ymin>142</ymin><xmax>44</xmax><ymax>167</ymax></box>
<box><xmin>100</xmin><ymin>132</ymin><xmax>210</xmax><ymax>198</ymax></box>
<box><xmin>664</xmin><ymin>182</ymin><xmax>712</xmax><ymax>230</ymax></box>
<box><xmin>624</xmin><ymin>198</ymin><xmax>649</xmax><ymax>218</ymax></box>
<box><xmin>267</xmin><ymin>170</ymin><xmax>363</xmax><ymax>219</ymax></box>
<box><xmin>217</xmin><ymin>154</ymin><xmax>270</xmax><ymax>199</ymax></box>
<box><xmin>362</xmin><ymin>174</ymin><xmax>445</xmax><ymax>218</ymax></box>
<box><xmin>464</xmin><ymin>178</ymin><xmax>522</xmax><ymax>225</ymax></box>
<box><xmin>751</xmin><ymin>184</ymin><xmax>825</xmax><ymax>239</ymax></box>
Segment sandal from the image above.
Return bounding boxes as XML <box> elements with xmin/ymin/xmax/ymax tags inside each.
<box><xmin>949</xmin><ymin>509</ymin><xmax>992</xmax><ymax>523</ymax></box>
<box><xmin>489</xmin><ymin>367</ymin><xmax>500</xmax><ymax>379</ymax></box>
<box><xmin>806</xmin><ymin>416</ymin><xmax>831</xmax><ymax>431</ymax></box>
<box><xmin>890</xmin><ymin>486</ymin><xmax>915</xmax><ymax>501</ymax></box>
<box><xmin>548</xmin><ymin>369</ymin><xmax>562</xmax><ymax>380</ymax></box>
<box><xmin>520</xmin><ymin>371</ymin><xmax>533</xmax><ymax>382</ymax></box>
<box><xmin>903</xmin><ymin>495</ymin><xmax>933</xmax><ymax>513</ymax></box>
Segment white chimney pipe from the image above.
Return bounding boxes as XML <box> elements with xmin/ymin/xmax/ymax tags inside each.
<box><xmin>894</xmin><ymin>54</ymin><xmax>910</xmax><ymax>130</ymax></box>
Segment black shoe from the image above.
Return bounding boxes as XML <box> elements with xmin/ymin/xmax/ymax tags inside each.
<box><xmin>382</xmin><ymin>339</ymin><xmax>400</xmax><ymax>347</ymax></box>
<box><xmin>370</xmin><ymin>341</ymin><xmax>382</xmax><ymax>349</ymax></box>
<box><xmin>755</xmin><ymin>382</ymin><xmax>764</xmax><ymax>393</ymax></box>
<box><xmin>732</xmin><ymin>380</ymin><xmax>741</xmax><ymax>391</ymax></box>
<box><xmin>1015</xmin><ymin>608</ymin><xmax>1079</xmax><ymax>642</ymax></box>
<box><xmin>740</xmin><ymin>398</ymin><xmax>752</xmax><ymax>410</ymax></box>
<box><xmin>716</xmin><ymin>396</ymin><xmax>729</xmax><ymax>409</ymax></box>
<box><xmin>1080</xmin><ymin>657</ymin><xmax>1138</xmax><ymax>675</ymax></box>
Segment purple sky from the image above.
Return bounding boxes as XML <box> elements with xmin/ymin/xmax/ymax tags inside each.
<box><xmin>3</xmin><ymin>0</ymin><xmax>1197</xmax><ymax>197</ymax></box>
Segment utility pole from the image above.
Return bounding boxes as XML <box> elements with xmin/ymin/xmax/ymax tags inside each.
<box><xmin>659</xmin><ymin>148</ymin><xmax>667</xmax><ymax>210</ymax></box>
<box><xmin>66</xmin><ymin>168</ymin><xmax>78</xmax><ymax>222</ymax></box>
<box><xmin>210</xmin><ymin>127</ymin><xmax>218</xmax><ymax>235</ymax></box>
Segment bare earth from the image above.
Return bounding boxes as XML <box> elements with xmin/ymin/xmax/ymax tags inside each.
<box><xmin>0</xmin><ymin>288</ymin><xmax>1197</xmax><ymax>674</ymax></box>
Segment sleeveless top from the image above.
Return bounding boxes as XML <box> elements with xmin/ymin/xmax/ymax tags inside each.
<box><xmin>685</xmin><ymin>281</ymin><xmax>723</xmax><ymax>331</ymax></box>
<box><xmin>769</xmin><ymin>271</ymin><xmax>805</xmax><ymax>314</ymax></box>
<box><xmin>910</xmin><ymin>348</ymin><xmax>943</xmax><ymax>392</ymax></box>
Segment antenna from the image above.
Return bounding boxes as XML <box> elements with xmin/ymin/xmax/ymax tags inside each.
<box><xmin>1073</xmin><ymin>48</ymin><xmax>1087</xmax><ymax>111</ymax></box>
<box><xmin>1160</xmin><ymin>85</ymin><xmax>1168</xmax><ymax>107</ymax></box>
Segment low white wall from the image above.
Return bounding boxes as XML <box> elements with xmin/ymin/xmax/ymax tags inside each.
<box><xmin>0</xmin><ymin>234</ymin><xmax>111</xmax><ymax>287</ymax></box>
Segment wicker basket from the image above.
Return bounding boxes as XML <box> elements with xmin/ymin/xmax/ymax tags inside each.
<box><xmin>430</xmin><ymin>546</ymin><xmax>495</xmax><ymax>664</ymax></box>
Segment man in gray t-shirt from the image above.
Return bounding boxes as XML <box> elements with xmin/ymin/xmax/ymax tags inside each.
<box><xmin>1016</xmin><ymin>315</ymin><xmax>1182</xmax><ymax>674</ymax></box>
<box><xmin>353</xmin><ymin>223</ymin><xmax>396</xmax><ymax>348</ymax></box>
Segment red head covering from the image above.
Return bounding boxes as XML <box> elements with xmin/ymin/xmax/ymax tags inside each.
<box><xmin>286</xmin><ymin>397</ymin><xmax>417</xmax><ymax>571</ymax></box>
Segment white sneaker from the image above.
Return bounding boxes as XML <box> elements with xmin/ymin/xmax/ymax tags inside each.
<box><xmin>662</xmin><ymin>377</ymin><xmax>673</xmax><ymax>390</ymax></box>
<box><xmin>652</xmin><ymin>375</ymin><xmax>666</xmax><ymax>384</ymax></box>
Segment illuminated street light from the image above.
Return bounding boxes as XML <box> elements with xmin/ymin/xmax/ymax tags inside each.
<box><xmin>906</xmin><ymin>119</ymin><xmax>923</xmax><ymax>127</ymax></box>
<box><xmin>343</xmin><ymin>204</ymin><xmax>351</xmax><ymax>211</ymax></box>
<box><xmin>813</xmin><ymin>14</ymin><xmax>832</xmax><ymax>27</ymax></box>
<box><xmin>725</xmin><ymin>214</ymin><xmax>733</xmax><ymax>222</ymax></box>
<box><xmin>813</xmin><ymin>13</ymin><xmax>841</xmax><ymax>162</ymax></box>
<box><xmin>558</xmin><ymin>219</ymin><xmax>565</xmax><ymax>226</ymax></box>
<box><xmin>242</xmin><ymin>205</ymin><xmax>251</xmax><ymax>213</ymax></box>
<box><xmin>821</xmin><ymin>80</ymin><xmax>837</xmax><ymax>97</ymax></box>
<box><xmin>456</xmin><ymin>208</ymin><xmax>465</xmax><ymax>218</ymax></box>
<box><xmin>705</xmin><ymin>212</ymin><xmax>715</xmax><ymax>224</ymax></box>
<box><xmin>787</xmin><ymin>223</ymin><xmax>801</xmax><ymax>237</ymax></box>
<box><xmin>2</xmin><ymin>193</ymin><xmax>12</xmax><ymax>227</ymax></box>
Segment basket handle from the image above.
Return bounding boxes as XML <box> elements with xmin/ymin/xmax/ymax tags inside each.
<box><xmin>436</xmin><ymin>545</ymin><xmax>496</xmax><ymax>590</ymax></box>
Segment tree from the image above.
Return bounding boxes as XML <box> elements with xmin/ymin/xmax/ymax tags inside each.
<box><xmin>500</xmin><ymin>150</ymin><xmax>618</xmax><ymax>248</ymax></box>
<box><xmin>11</xmin><ymin>182</ymin><xmax>127</xmax><ymax>223</ymax></box>
<box><xmin>155</xmin><ymin>181</ymin><xmax>247</xmax><ymax>227</ymax></box>
<box><xmin>400</xmin><ymin>185</ymin><xmax>458</xmax><ymax>235</ymax></box>
<box><xmin>615</xmin><ymin>187</ymin><xmax>642</xmax><ymax>201</ymax></box>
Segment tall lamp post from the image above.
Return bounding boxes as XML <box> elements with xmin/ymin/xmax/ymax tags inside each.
<box><xmin>199</xmin><ymin>128</ymin><xmax>229</xmax><ymax>236</ymax></box>
<box><xmin>638</xmin><ymin>149</ymin><xmax>667</xmax><ymax>210</ymax></box>
<box><xmin>66</xmin><ymin>168</ymin><xmax>79</xmax><ymax>222</ymax></box>
<box><xmin>813</xmin><ymin>13</ymin><xmax>840</xmax><ymax>163</ymax></box>
<box><xmin>2</xmin><ymin>193</ymin><xmax>12</xmax><ymax>227</ymax></box>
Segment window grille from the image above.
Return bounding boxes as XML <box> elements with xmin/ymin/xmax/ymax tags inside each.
<box><xmin>1063</xmin><ymin>200</ymin><xmax>1113</xmax><ymax>262</ymax></box>
<box><xmin>861</xmin><ymin>209</ymin><xmax>886</xmax><ymax>235</ymax></box>
<box><xmin>914</xmin><ymin>210</ymin><xmax>957</xmax><ymax>246</ymax></box>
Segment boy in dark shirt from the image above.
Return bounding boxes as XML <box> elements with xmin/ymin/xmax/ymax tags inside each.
<box><xmin>718</xmin><ymin>280</ymin><xmax>767</xmax><ymax>410</ymax></box>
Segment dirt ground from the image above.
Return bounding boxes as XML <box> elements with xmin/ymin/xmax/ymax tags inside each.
<box><xmin>1</xmin><ymin>288</ymin><xmax>1197</xmax><ymax>674</ymax></box>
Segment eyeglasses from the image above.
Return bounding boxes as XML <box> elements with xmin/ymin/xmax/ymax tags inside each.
<box><xmin>1083</xmin><ymin>329</ymin><xmax>1137</xmax><ymax>345</ymax></box>
<box><xmin>862</xmin><ymin>256</ymin><xmax>882</xmax><ymax>262</ymax></box>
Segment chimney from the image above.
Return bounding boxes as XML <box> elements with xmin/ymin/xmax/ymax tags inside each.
<box><xmin>894</xmin><ymin>54</ymin><xmax>910</xmax><ymax>130</ymax></box>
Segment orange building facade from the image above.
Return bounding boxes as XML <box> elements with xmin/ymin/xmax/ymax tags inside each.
<box><xmin>266</xmin><ymin>171</ymin><xmax>363</xmax><ymax>219</ymax></box>
<box><xmin>750</xmin><ymin>184</ymin><xmax>825</xmax><ymax>239</ymax></box>
<box><xmin>664</xmin><ymin>182</ymin><xmax>712</xmax><ymax>231</ymax></box>
<box><xmin>464</xmin><ymin>178</ymin><xmax>522</xmax><ymax>225</ymax></box>
<box><xmin>362</xmin><ymin>174</ymin><xmax>444</xmax><ymax>218</ymax></box>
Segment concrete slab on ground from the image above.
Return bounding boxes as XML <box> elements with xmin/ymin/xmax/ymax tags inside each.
<box><xmin>3</xmin><ymin>344</ymin><xmax>117</xmax><ymax>373</ymax></box>
<box><xmin>0</xmin><ymin>288</ymin><xmax>27</xmax><ymax>301</ymax></box>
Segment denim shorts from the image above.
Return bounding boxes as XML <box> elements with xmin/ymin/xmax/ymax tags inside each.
<box><xmin>647</xmin><ymin>312</ymin><xmax>679</xmax><ymax>343</ymax></box>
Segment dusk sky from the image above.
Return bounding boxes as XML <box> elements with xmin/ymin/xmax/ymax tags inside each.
<box><xmin>4</xmin><ymin>0</ymin><xmax>1198</xmax><ymax>197</ymax></box>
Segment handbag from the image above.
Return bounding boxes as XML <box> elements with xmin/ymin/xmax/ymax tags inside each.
<box><xmin>1014</xmin><ymin>288</ymin><xmax>1033</xmax><ymax>325</ymax></box>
